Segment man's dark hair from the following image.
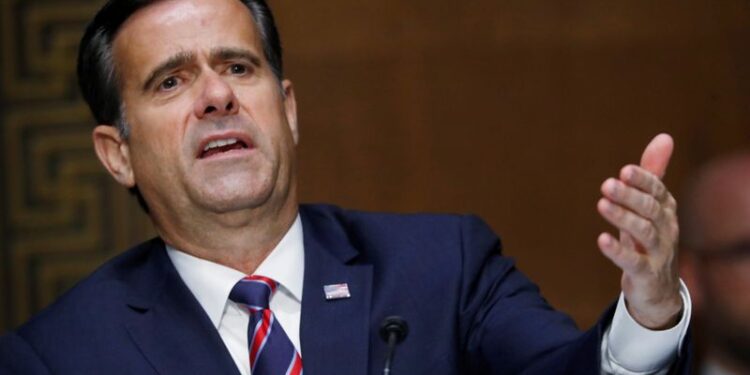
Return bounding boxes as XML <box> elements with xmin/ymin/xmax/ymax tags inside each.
<box><xmin>77</xmin><ymin>0</ymin><xmax>284</xmax><ymax>212</ymax></box>
<box><xmin>78</xmin><ymin>0</ymin><xmax>283</xmax><ymax>135</ymax></box>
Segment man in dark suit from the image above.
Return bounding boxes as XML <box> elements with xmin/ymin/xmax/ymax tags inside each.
<box><xmin>0</xmin><ymin>0</ymin><xmax>691</xmax><ymax>374</ymax></box>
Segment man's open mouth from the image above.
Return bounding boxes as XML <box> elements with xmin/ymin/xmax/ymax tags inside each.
<box><xmin>198</xmin><ymin>137</ymin><xmax>251</xmax><ymax>159</ymax></box>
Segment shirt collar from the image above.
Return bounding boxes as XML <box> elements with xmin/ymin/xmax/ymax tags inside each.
<box><xmin>166</xmin><ymin>214</ymin><xmax>305</xmax><ymax>328</ymax></box>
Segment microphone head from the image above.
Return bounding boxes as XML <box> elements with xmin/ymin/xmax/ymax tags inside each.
<box><xmin>379</xmin><ymin>316</ymin><xmax>409</xmax><ymax>343</ymax></box>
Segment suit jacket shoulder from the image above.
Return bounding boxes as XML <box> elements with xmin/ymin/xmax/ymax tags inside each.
<box><xmin>0</xmin><ymin>238</ymin><xmax>240</xmax><ymax>375</ymax></box>
<box><xmin>298</xmin><ymin>204</ymin><xmax>690</xmax><ymax>375</ymax></box>
<box><xmin>299</xmin><ymin>204</ymin><xmax>599</xmax><ymax>374</ymax></box>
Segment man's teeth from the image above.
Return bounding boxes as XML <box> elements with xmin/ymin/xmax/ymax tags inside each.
<box><xmin>203</xmin><ymin>138</ymin><xmax>239</xmax><ymax>151</ymax></box>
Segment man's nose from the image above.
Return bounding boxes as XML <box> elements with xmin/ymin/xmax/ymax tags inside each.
<box><xmin>194</xmin><ymin>73</ymin><xmax>239</xmax><ymax>119</ymax></box>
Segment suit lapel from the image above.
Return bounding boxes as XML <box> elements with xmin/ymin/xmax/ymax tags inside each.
<box><xmin>299</xmin><ymin>206</ymin><xmax>373</xmax><ymax>375</ymax></box>
<box><xmin>123</xmin><ymin>241</ymin><xmax>241</xmax><ymax>375</ymax></box>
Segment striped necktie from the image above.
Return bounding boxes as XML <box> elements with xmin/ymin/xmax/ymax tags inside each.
<box><xmin>229</xmin><ymin>275</ymin><xmax>303</xmax><ymax>375</ymax></box>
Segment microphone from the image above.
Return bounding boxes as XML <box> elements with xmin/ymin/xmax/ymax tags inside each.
<box><xmin>379</xmin><ymin>316</ymin><xmax>409</xmax><ymax>375</ymax></box>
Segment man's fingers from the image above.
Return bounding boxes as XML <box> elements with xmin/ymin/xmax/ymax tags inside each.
<box><xmin>619</xmin><ymin>166</ymin><xmax>674</xmax><ymax>208</ymax></box>
<box><xmin>639</xmin><ymin>133</ymin><xmax>674</xmax><ymax>179</ymax></box>
<box><xmin>600</xmin><ymin>178</ymin><xmax>679</xmax><ymax>244</ymax></box>
<box><xmin>597</xmin><ymin>198</ymin><xmax>660</xmax><ymax>250</ymax></box>
<box><xmin>601</xmin><ymin>178</ymin><xmax>664</xmax><ymax>221</ymax></box>
<box><xmin>620</xmin><ymin>232</ymin><xmax>636</xmax><ymax>251</ymax></box>
<box><xmin>597</xmin><ymin>232</ymin><xmax>642</xmax><ymax>272</ymax></box>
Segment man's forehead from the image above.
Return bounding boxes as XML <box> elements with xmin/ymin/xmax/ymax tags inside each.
<box><xmin>111</xmin><ymin>0</ymin><xmax>261</xmax><ymax>76</ymax></box>
<box><xmin>115</xmin><ymin>0</ymin><xmax>255</xmax><ymax>41</ymax></box>
<box><xmin>692</xmin><ymin>168</ymin><xmax>750</xmax><ymax>247</ymax></box>
<box><xmin>694</xmin><ymin>159</ymin><xmax>750</xmax><ymax>210</ymax></box>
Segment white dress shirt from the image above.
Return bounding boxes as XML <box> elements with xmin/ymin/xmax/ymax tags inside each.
<box><xmin>167</xmin><ymin>215</ymin><xmax>304</xmax><ymax>375</ymax></box>
<box><xmin>601</xmin><ymin>282</ymin><xmax>691</xmax><ymax>375</ymax></box>
<box><xmin>166</xmin><ymin>214</ymin><xmax>690</xmax><ymax>375</ymax></box>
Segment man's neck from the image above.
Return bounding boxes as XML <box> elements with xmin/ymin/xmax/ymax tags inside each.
<box><xmin>152</xmin><ymin>200</ymin><xmax>299</xmax><ymax>275</ymax></box>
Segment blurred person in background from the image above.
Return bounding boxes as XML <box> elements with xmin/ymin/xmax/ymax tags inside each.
<box><xmin>681</xmin><ymin>152</ymin><xmax>750</xmax><ymax>375</ymax></box>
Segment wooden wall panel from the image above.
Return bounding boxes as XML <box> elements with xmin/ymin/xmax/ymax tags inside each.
<box><xmin>0</xmin><ymin>0</ymin><xmax>154</xmax><ymax>330</ymax></box>
<box><xmin>1</xmin><ymin>0</ymin><xmax>749</xmax><ymax>332</ymax></box>
<box><xmin>281</xmin><ymin>0</ymin><xmax>750</xmax><ymax>326</ymax></box>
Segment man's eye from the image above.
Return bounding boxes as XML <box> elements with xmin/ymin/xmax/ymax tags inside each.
<box><xmin>229</xmin><ymin>64</ymin><xmax>248</xmax><ymax>75</ymax></box>
<box><xmin>159</xmin><ymin>77</ymin><xmax>180</xmax><ymax>91</ymax></box>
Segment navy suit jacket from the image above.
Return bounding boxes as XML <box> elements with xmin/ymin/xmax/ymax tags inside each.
<box><xmin>0</xmin><ymin>204</ymin><xmax>691</xmax><ymax>374</ymax></box>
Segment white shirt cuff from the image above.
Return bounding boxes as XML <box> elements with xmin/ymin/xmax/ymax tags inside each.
<box><xmin>601</xmin><ymin>279</ymin><xmax>692</xmax><ymax>374</ymax></box>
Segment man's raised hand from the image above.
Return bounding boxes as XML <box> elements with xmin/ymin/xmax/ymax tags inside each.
<box><xmin>597</xmin><ymin>133</ymin><xmax>682</xmax><ymax>329</ymax></box>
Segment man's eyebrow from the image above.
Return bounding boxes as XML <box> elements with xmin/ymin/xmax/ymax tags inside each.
<box><xmin>141</xmin><ymin>51</ymin><xmax>195</xmax><ymax>92</ymax></box>
<box><xmin>210</xmin><ymin>47</ymin><xmax>262</xmax><ymax>67</ymax></box>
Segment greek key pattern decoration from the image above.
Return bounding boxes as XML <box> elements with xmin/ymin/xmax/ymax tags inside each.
<box><xmin>0</xmin><ymin>0</ymin><xmax>152</xmax><ymax>332</ymax></box>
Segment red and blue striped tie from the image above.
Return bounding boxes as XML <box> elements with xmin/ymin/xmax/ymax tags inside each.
<box><xmin>230</xmin><ymin>275</ymin><xmax>303</xmax><ymax>375</ymax></box>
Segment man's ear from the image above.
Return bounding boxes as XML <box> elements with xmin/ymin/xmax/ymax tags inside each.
<box><xmin>282</xmin><ymin>79</ymin><xmax>299</xmax><ymax>145</ymax></box>
<box><xmin>92</xmin><ymin>125</ymin><xmax>135</xmax><ymax>187</ymax></box>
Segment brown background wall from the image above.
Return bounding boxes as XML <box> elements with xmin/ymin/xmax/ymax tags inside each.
<box><xmin>1</xmin><ymin>0</ymin><xmax>749</xmax><ymax>333</ymax></box>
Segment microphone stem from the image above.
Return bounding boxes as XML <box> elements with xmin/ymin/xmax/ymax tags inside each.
<box><xmin>383</xmin><ymin>333</ymin><xmax>398</xmax><ymax>375</ymax></box>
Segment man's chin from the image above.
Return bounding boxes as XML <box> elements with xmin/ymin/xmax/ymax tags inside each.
<box><xmin>193</xmin><ymin>189</ymin><xmax>276</xmax><ymax>214</ymax></box>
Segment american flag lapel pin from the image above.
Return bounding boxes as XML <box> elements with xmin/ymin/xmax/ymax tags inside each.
<box><xmin>323</xmin><ymin>283</ymin><xmax>351</xmax><ymax>300</ymax></box>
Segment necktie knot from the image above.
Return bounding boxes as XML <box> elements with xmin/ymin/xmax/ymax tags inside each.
<box><xmin>229</xmin><ymin>275</ymin><xmax>278</xmax><ymax>312</ymax></box>
<box><xmin>228</xmin><ymin>275</ymin><xmax>303</xmax><ymax>374</ymax></box>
